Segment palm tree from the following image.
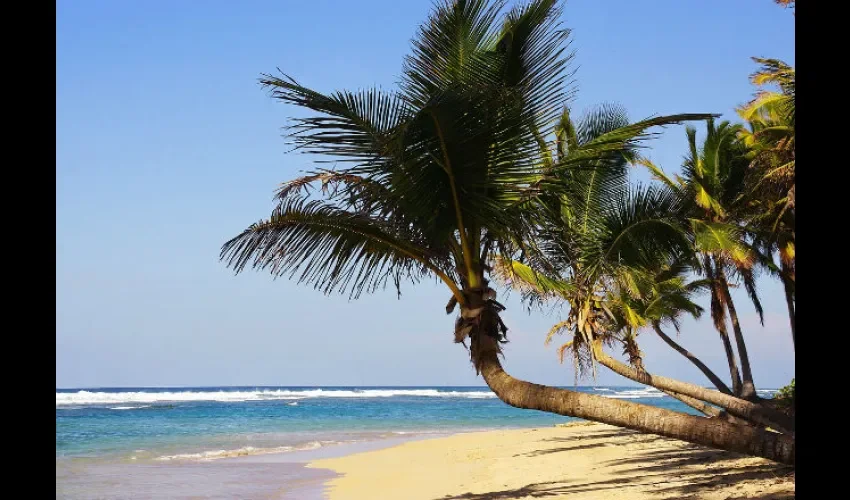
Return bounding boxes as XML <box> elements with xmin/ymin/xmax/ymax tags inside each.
<box><xmin>643</xmin><ymin>120</ymin><xmax>767</xmax><ymax>400</ymax></box>
<box><xmin>490</xmin><ymin>105</ymin><xmax>793</xmax><ymax>434</ymax></box>
<box><xmin>738</xmin><ymin>57</ymin><xmax>795</xmax><ymax>347</ymax></box>
<box><xmin>596</xmin><ymin>264</ymin><xmax>794</xmax><ymax>434</ymax></box>
<box><xmin>221</xmin><ymin>0</ymin><xmax>793</xmax><ymax>464</ymax></box>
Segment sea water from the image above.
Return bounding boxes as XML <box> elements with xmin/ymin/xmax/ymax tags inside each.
<box><xmin>56</xmin><ymin>386</ymin><xmax>777</xmax><ymax>498</ymax></box>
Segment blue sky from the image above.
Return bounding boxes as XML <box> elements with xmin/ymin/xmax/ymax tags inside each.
<box><xmin>57</xmin><ymin>0</ymin><xmax>795</xmax><ymax>388</ymax></box>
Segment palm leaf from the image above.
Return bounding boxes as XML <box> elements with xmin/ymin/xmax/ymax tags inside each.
<box><xmin>689</xmin><ymin>220</ymin><xmax>753</xmax><ymax>268</ymax></box>
<box><xmin>221</xmin><ymin>199</ymin><xmax>450</xmax><ymax>299</ymax></box>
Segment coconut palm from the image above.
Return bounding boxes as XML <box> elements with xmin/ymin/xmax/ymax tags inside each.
<box><xmin>738</xmin><ymin>57</ymin><xmax>795</xmax><ymax>347</ymax></box>
<box><xmin>491</xmin><ymin>105</ymin><xmax>793</xmax><ymax>434</ymax></box>
<box><xmin>595</xmin><ymin>262</ymin><xmax>793</xmax><ymax>434</ymax></box>
<box><xmin>642</xmin><ymin>119</ymin><xmax>767</xmax><ymax>400</ymax></box>
<box><xmin>221</xmin><ymin>0</ymin><xmax>793</xmax><ymax>464</ymax></box>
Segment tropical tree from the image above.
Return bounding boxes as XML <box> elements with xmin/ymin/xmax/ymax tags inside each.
<box><xmin>737</xmin><ymin>57</ymin><xmax>795</xmax><ymax>347</ymax></box>
<box><xmin>642</xmin><ymin>120</ymin><xmax>768</xmax><ymax>401</ymax></box>
<box><xmin>491</xmin><ymin>105</ymin><xmax>793</xmax><ymax>435</ymax></box>
<box><xmin>221</xmin><ymin>0</ymin><xmax>793</xmax><ymax>464</ymax></box>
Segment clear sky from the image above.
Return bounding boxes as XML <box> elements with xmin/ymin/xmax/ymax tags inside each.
<box><xmin>57</xmin><ymin>0</ymin><xmax>795</xmax><ymax>388</ymax></box>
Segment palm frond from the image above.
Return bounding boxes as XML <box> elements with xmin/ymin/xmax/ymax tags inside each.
<box><xmin>635</xmin><ymin>157</ymin><xmax>683</xmax><ymax>192</ymax></box>
<box><xmin>401</xmin><ymin>0</ymin><xmax>505</xmax><ymax>105</ymax></box>
<box><xmin>740</xmin><ymin>267</ymin><xmax>764</xmax><ymax>325</ymax></box>
<box><xmin>260</xmin><ymin>76</ymin><xmax>408</xmax><ymax>162</ymax></box>
<box><xmin>491</xmin><ymin>256</ymin><xmax>574</xmax><ymax>301</ymax></box>
<box><xmin>497</xmin><ymin>0</ymin><xmax>575</xmax><ymax>125</ymax></box>
<box><xmin>689</xmin><ymin>220</ymin><xmax>753</xmax><ymax>268</ymax></box>
<box><xmin>545</xmin><ymin>320</ymin><xmax>571</xmax><ymax>346</ymax></box>
<box><xmin>221</xmin><ymin>199</ymin><xmax>449</xmax><ymax>299</ymax></box>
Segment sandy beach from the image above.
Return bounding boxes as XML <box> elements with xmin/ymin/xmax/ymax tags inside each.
<box><xmin>309</xmin><ymin>422</ymin><xmax>794</xmax><ymax>500</ymax></box>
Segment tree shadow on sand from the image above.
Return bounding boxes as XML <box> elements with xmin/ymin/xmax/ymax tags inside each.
<box><xmin>514</xmin><ymin>435</ymin><xmax>667</xmax><ymax>458</ymax></box>
<box><xmin>438</xmin><ymin>433</ymin><xmax>794</xmax><ymax>500</ymax></box>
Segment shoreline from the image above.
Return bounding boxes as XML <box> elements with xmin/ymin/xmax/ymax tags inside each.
<box><xmin>57</xmin><ymin>430</ymin><xmax>468</xmax><ymax>499</ymax></box>
<box><xmin>307</xmin><ymin>422</ymin><xmax>794</xmax><ymax>500</ymax></box>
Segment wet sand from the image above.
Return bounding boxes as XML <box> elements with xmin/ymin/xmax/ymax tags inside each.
<box><xmin>56</xmin><ymin>435</ymin><xmax>441</xmax><ymax>499</ymax></box>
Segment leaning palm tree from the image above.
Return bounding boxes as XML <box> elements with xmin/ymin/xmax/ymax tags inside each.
<box><xmin>594</xmin><ymin>262</ymin><xmax>793</xmax><ymax>434</ymax></box>
<box><xmin>643</xmin><ymin>120</ymin><xmax>767</xmax><ymax>400</ymax></box>
<box><xmin>221</xmin><ymin>0</ymin><xmax>793</xmax><ymax>464</ymax></box>
<box><xmin>491</xmin><ymin>105</ymin><xmax>793</xmax><ymax>434</ymax></box>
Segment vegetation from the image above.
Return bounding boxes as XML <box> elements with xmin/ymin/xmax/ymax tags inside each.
<box><xmin>774</xmin><ymin>379</ymin><xmax>795</xmax><ymax>410</ymax></box>
<box><xmin>221</xmin><ymin>0</ymin><xmax>795</xmax><ymax>465</ymax></box>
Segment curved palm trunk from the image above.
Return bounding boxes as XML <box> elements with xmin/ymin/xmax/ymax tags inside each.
<box><xmin>659</xmin><ymin>389</ymin><xmax>721</xmax><ymax>418</ymax></box>
<box><xmin>781</xmin><ymin>263</ymin><xmax>795</xmax><ymax>349</ymax></box>
<box><xmin>652</xmin><ymin>324</ymin><xmax>732</xmax><ymax>395</ymax></box>
<box><xmin>593</xmin><ymin>348</ymin><xmax>794</xmax><ymax>436</ymax></box>
<box><xmin>716</xmin><ymin>316</ymin><xmax>743</xmax><ymax>395</ymax></box>
<box><xmin>471</xmin><ymin>332</ymin><xmax>794</xmax><ymax>465</ymax></box>
<box><xmin>705</xmin><ymin>257</ymin><xmax>743</xmax><ymax>394</ymax></box>
<box><xmin>659</xmin><ymin>391</ymin><xmax>749</xmax><ymax>426</ymax></box>
<box><xmin>714</xmin><ymin>261</ymin><xmax>757</xmax><ymax>399</ymax></box>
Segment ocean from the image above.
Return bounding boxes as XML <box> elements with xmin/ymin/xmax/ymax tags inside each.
<box><xmin>56</xmin><ymin>386</ymin><xmax>777</xmax><ymax>499</ymax></box>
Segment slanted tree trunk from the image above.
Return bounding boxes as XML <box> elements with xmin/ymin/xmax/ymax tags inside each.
<box><xmin>714</xmin><ymin>259</ymin><xmax>757</xmax><ymax>400</ymax></box>
<box><xmin>472</xmin><ymin>332</ymin><xmax>795</xmax><ymax>465</ymax></box>
<box><xmin>658</xmin><ymin>391</ymin><xmax>750</xmax><ymax>426</ymax></box>
<box><xmin>705</xmin><ymin>256</ymin><xmax>743</xmax><ymax>394</ymax></box>
<box><xmin>781</xmin><ymin>263</ymin><xmax>795</xmax><ymax>349</ymax></box>
<box><xmin>660</xmin><ymin>389</ymin><xmax>721</xmax><ymax>418</ymax></box>
<box><xmin>470</xmin><ymin>328</ymin><xmax>794</xmax><ymax>465</ymax></box>
<box><xmin>592</xmin><ymin>346</ymin><xmax>794</xmax><ymax>436</ymax></box>
<box><xmin>652</xmin><ymin>323</ymin><xmax>732</xmax><ymax>395</ymax></box>
<box><xmin>453</xmin><ymin>286</ymin><xmax>794</xmax><ymax>465</ymax></box>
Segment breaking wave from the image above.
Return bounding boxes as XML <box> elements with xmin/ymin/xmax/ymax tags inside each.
<box><xmin>57</xmin><ymin>388</ymin><xmax>498</xmax><ymax>406</ymax></box>
<box><xmin>601</xmin><ymin>387</ymin><xmax>666</xmax><ymax>399</ymax></box>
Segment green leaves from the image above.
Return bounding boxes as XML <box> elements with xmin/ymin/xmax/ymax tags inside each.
<box><xmin>689</xmin><ymin>219</ymin><xmax>753</xmax><ymax>268</ymax></box>
<box><xmin>221</xmin><ymin>198</ymin><xmax>447</xmax><ymax>299</ymax></box>
<box><xmin>402</xmin><ymin>0</ymin><xmax>504</xmax><ymax>106</ymax></box>
<box><xmin>491</xmin><ymin>257</ymin><xmax>574</xmax><ymax>302</ymax></box>
<box><xmin>225</xmin><ymin>0</ymin><xmax>591</xmax><ymax>303</ymax></box>
<box><xmin>260</xmin><ymin>76</ymin><xmax>408</xmax><ymax>163</ymax></box>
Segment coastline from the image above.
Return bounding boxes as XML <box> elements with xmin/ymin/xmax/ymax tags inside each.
<box><xmin>307</xmin><ymin>422</ymin><xmax>795</xmax><ymax>500</ymax></box>
<box><xmin>56</xmin><ymin>431</ymin><xmax>459</xmax><ymax>499</ymax></box>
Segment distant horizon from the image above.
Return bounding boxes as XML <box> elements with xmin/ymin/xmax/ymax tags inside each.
<box><xmin>56</xmin><ymin>383</ymin><xmax>783</xmax><ymax>390</ymax></box>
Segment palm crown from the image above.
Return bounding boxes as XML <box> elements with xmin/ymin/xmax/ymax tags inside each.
<box><xmin>221</xmin><ymin>0</ymin><xmax>708</xmax><ymax>338</ymax></box>
<box><xmin>217</xmin><ymin>0</ymin><xmax>795</xmax><ymax>465</ymax></box>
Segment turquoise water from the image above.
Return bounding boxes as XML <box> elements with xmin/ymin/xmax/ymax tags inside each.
<box><xmin>56</xmin><ymin>386</ymin><xmax>778</xmax><ymax>499</ymax></box>
<box><xmin>58</xmin><ymin>385</ymin><xmax>770</xmax><ymax>462</ymax></box>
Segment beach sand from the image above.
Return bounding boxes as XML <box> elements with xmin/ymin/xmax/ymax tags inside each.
<box><xmin>309</xmin><ymin>422</ymin><xmax>794</xmax><ymax>500</ymax></box>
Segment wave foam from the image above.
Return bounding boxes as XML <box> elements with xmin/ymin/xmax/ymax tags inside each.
<box><xmin>154</xmin><ymin>441</ymin><xmax>330</xmax><ymax>462</ymax></box>
<box><xmin>602</xmin><ymin>387</ymin><xmax>666</xmax><ymax>399</ymax></box>
<box><xmin>56</xmin><ymin>389</ymin><xmax>497</xmax><ymax>406</ymax></box>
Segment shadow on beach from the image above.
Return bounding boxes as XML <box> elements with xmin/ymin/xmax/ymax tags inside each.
<box><xmin>440</xmin><ymin>427</ymin><xmax>794</xmax><ymax>500</ymax></box>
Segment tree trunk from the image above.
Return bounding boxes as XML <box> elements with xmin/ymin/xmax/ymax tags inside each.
<box><xmin>659</xmin><ymin>391</ymin><xmax>749</xmax><ymax>426</ymax></box>
<box><xmin>717</xmin><ymin>315</ymin><xmax>743</xmax><ymax>395</ymax></box>
<box><xmin>652</xmin><ymin>323</ymin><xmax>732</xmax><ymax>395</ymax></box>
<box><xmin>705</xmin><ymin>256</ymin><xmax>743</xmax><ymax>394</ymax></box>
<box><xmin>471</xmin><ymin>332</ymin><xmax>795</xmax><ymax>465</ymax></box>
<box><xmin>593</xmin><ymin>347</ymin><xmax>794</xmax><ymax>436</ymax></box>
<box><xmin>659</xmin><ymin>389</ymin><xmax>721</xmax><ymax>417</ymax></box>
<box><xmin>781</xmin><ymin>263</ymin><xmax>795</xmax><ymax>349</ymax></box>
<box><xmin>714</xmin><ymin>260</ymin><xmax>757</xmax><ymax>400</ymax></box>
